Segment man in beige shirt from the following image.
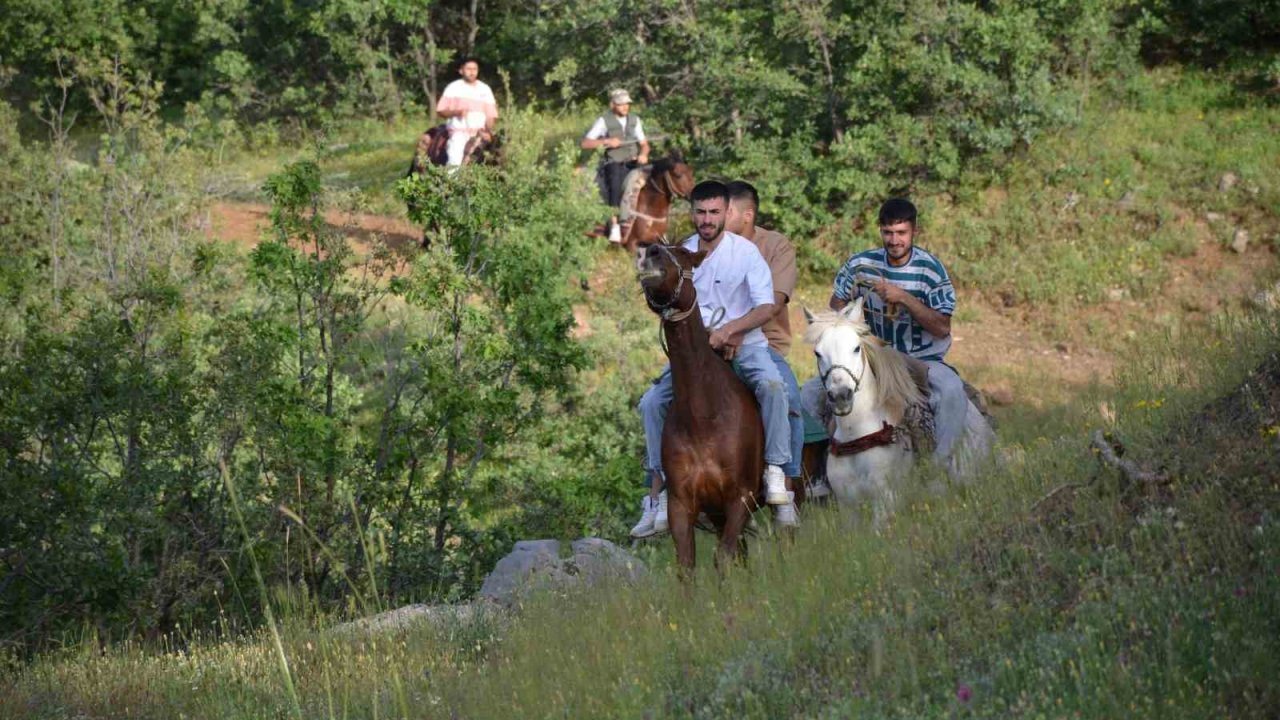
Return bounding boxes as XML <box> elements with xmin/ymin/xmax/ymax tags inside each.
<box><xmin>725</xmin><ymin>180</ymin><xmax>805</xmax><ymax>526</ymax></box>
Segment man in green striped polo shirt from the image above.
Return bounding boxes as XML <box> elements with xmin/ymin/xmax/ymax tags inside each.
<box><xmin>828</xmin><ymin>198</ymin><xmax>970</xmax><ymax>464</ymax></box>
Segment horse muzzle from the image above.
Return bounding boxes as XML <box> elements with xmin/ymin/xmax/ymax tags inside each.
<box><xmin>827</xmin><ymin>387</ymin><xmax>854</xmax><ymax>416</ymax></box>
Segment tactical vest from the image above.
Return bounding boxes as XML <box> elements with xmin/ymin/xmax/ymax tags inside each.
<box><xmin>602</xmin><ymin>113</ymin><xmax>639</xmax><ymax>163</ymax></box>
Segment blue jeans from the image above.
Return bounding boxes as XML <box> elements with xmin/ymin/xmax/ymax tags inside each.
<box><xmin>767</xmin><ymin>348</ymin><xmax>804</xmax><ymax>478</ymax></box>
<box><xmin>639</xmin><ymin>344</ymin><xmax>792</xmax><ymax>482</ymax></box>
<box><xmin>925</xmin><ymin>361</ymin><xmax>968</xmax><ymax>461</ymax></box>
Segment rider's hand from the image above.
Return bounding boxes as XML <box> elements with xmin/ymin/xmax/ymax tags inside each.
<box><xmin>709</xmin><ymin>328</ymin><xmax>742</xmax><ymax>361</ymax></box>
<box><xmin>873</xmin><ymin>278</ymin><xmax>911</xmax><ymax>305</ymax></box>
<box><xmin>636</xmin><ymin>153</ymin><xmax>649</xmax><ymax>164</ymax></box>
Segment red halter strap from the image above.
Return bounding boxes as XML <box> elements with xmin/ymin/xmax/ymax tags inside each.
<box><xmin>827</xmin><ymin>421</ymin><xmax>897</xmax><ymax>457</ymax></box>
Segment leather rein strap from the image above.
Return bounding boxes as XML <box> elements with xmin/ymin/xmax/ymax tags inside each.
<box><xmin>827</xmin><ymin>421</ymin><xmax>897</xmax><ymax>457</ymax></box>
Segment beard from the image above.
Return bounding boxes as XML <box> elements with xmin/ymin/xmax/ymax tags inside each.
<box><xmin>697</xmin><ymin>218</ymin><xmax>724</xmax><ymax>242</ymax></box>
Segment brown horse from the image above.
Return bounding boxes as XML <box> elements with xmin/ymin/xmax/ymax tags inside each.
<box><xmin>406</xmin><ymin>124</ymin><xmax>503</xmax><ymax>176</ymax></box>
<box><xmin>405</xmin><ymin>125</ymin><xmax>504</xmax><ymax>248</ymax></box>
<box><xmin>619</xmin><ymin>155</ymin><xmax>695</xmax><ymax>256</ymax></box>
<box><xmin>637</xmin><ymin>243</ymin><xmax>766</xmax><ymax>572</ymax></box>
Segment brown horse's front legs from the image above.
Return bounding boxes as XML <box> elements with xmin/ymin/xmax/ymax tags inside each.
<box><xmin>668</xmin><ymin>493</ymin><xmax>698</xmax><ymax>576</ymax></box>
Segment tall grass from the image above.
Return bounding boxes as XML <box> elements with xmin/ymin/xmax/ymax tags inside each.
<box><xmin>3</xmin><ymin>306</ymin><xmax>1276</xmax><ymax>718</ymax></box>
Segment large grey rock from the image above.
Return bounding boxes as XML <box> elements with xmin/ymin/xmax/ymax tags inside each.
<box><xmin>329</xmin><ymin>602</ymin><xmax>497</xmax><ymax>636</ymax></box>
<box><xmin>568</xmin><ymin>537</ymin><xmax>646</xmax><ymax>585</ymax></box>
<box><xmin>477</xmin><ymin>537</ymin><xmax>645</xmax><ymax>607</ymax></box>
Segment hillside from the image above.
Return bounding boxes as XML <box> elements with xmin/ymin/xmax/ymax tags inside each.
<box><xmin>4</xmin><ymin>64</ymin><xmax>1279</xmax><ymax>717</ymax></box>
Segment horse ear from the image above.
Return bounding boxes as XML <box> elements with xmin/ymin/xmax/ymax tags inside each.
<box><xmin>690</xmin><ymin>249</ymin><xmax>708</xmax><ymax>267</ymax></box>
<box><xmin>802</xmin><ymin>306</ymin><xmax>816</xmax><ymax>325</ymax></box>
<box><xmin>840</xmin><ymin>297</ymin><xmax>864</xmax><ymax>320</ymax></box>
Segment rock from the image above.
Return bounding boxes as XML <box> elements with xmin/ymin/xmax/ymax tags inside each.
<box><xmin>329</xmin><ymin>602</ymin><xmax>496</xmax><ymax>636</ymax></box>
<box><xmin>1251</xmin><ymin>282</ymin><xmax>1280</xmax><ymax>311</ymax></box>
<box><xmin>1106</xmin><ymin>287</ymin><xmax>1129</xmax><ymax>302</ymax></box>
<box><xmin>1205</xmin><ymin>212</ymin><xmax>1224</xmax><ymax>223</ymax></box>
<box><xmin>1117</xmin><ymin>190</ymin><xmax>1136</xmax><ymax>210</ymax></box>
<box><xmin>1231</xmin><ymin>228</ymin><xmax>1250</xmax><ymax>254</ymax></box>
<box><xmin>477</xmin><ymin>538</ymin><xmax>645</xmax><ymax>607</ymax></box>
<box><xmin>1218</xmin><ymin>172</ymin><xmax>1239</xmax><ymax>193</ymax></box>
<box><xmin>567</xmin><ymin>538</ymin><xmax>646</xmax><ymax>586</ymax></box>
<box><xmin>478</xmin><ymin>540</ymin><xmax>568</xmax><ymax>605</ymax></box>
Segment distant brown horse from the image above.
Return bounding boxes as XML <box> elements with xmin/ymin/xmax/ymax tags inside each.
<box><xmin>618</xmin><ymin>155</ymin><xmax>695</xmax><ymax>256</ymax></box>
<box><xmin>405</xmin><ymin>125</ymin><xmax>504</xmax><ymax>248</ymax></box>
<box><xmin>637</xmin><ymin>243</ymin><xmax>766</xmax><ymax>572</ymax></box>
<box><xmin>406</xmin><ymin>125</ymin><xmax>503</xmax><ymax>176</ymax></box>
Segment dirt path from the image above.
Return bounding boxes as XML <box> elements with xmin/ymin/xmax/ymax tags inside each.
<box><xmin>203</xmin><ymin>201</ymin><xmax>423</xmax><ymax>255</ymax></box>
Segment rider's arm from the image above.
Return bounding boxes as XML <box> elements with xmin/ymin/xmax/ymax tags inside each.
<box><xmin>828</xmin><ymin>293</ymin><xmax>847</xmax><ymax>311</ymax></box>
<box><xmin>710</xmin><ymin>303</ymin><xmax>776</xmax><ymax>352</ymax></box>
<box><xmin>874</xmin><ymin>280</ymin><xmax>952</xmax><ymax>338</ymax></box>
<box><xmin>580</xmin><ymin>118</ymin><xmax>621</xmax><ymax>151</ymax></box>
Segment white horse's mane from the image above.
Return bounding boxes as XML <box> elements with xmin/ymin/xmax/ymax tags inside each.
<box><xmin>804</xmin><ymin>309</ymin><xmax>924</xmax><ymax>420</ymax></box>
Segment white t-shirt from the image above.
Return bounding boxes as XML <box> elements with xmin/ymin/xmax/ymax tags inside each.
<box><xmin>681</xmin><ymin>231</ymin><xmax>774</xmax><ymax>348</ymax></box>
<box><xmin>583</xmin><ymin>114</ymin><xmax>646</xmax><ymax>141</ymax></box>
<box><xmin>438</xmin><ymin>79</ymin><xmax>498</xmax><ymax>135</ymax></box>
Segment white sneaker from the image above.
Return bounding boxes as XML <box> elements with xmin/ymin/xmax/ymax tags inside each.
<box><xmin>629</xmin><ymin>496</ymin><xmax>658</xmax><ymax>538</ymax></box>
<box><xmin>652</xmin><ymin>490</ymin><xmax>669</xmax><ymax>534</ymax></box>
<box><xmin>764</xmin><ymin>465</ymin><xmax>789</xmax><ymax>505</ymax></box>
<box><xmin>608</xmin><ymin>221</ymin><xmax>622</xmax><ymax>243</ymax></box>
<box><xmin>807</xmin><ymin>475</ymin><xmax>832</xmax><ymax>499</ymax></box>
<box><xmin>775</xmin><ymin>491</ymin><xmax>799</xmax><ymax>528</ymax></box>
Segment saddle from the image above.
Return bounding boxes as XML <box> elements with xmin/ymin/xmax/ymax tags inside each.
<box><xmin>617</xmin><ymin>167</ymin><xmax>650</xmax><ymax>222</ymax></box>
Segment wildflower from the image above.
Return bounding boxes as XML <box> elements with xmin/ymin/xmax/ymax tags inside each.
<box><xmin>957</xmin><ymin>684</ymin><xmax>973</xmax><ymax>703</ymax></box>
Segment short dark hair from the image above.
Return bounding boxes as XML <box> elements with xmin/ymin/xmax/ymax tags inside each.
<box><xmin>457</xmin><ymin>56</ymin><xmax>481</xmax><ymax>70</ymax></box>
<box><xmin>726</xmin><ymin>181</ymin><xmax>759</xmax><ymax>213</ymax></box>
<box><xmin>690</xmin><ymin>180</ymin><xmax>730</xmax><ymax>205</ymax></box>
<box><xmin>878</xmin><ymin>198</ymin><xmax>917</xmax><ymax>227</ymax></box>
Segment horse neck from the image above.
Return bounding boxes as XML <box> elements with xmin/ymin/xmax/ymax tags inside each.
<box><xmin>831</xmin><ymin>366</ymin><xmax>894</xmax><ymax>441</ymax></box>
<box><xmin>663</xmin><ymin>312</ymin><xmax>739</xmax><ymax>411</ymax></box>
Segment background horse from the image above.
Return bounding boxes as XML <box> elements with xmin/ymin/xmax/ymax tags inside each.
<box><xmin>406</xmin><ymin>125</ymin><xmax>503</xmax><ymax>176</ymax></box>
<box><xmin>405</xmin><ymin>126</ymin><xmax>505</xmax><ymax>248</ymax></box>
<box><xmin>618</xmin><ymin>154</ymin><xmax>694</xmax><ymax>257</ymax></box>
<box><xmin>803</xmin><ymin>301</ymin><xmax>995</xmax><ymax>524</ymax></box>
<box><xmin>637</xmin><ymin>243</ymin><xmax>763</xmax><ymax>571</ymax></box>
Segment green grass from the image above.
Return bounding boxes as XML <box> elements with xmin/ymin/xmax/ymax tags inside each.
<box><xmin>923</xmin><ymin>68</ymin><xmax>1280</xmax><ymax>310</ymax></box>
<box><xmin>4</xmin><ymin>310</ymin><xmax>1277</xmax><ymax>718</ymax></box>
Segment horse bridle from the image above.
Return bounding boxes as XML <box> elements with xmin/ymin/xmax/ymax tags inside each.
<box><xmin>642</xmin><ymin>244</ymin><xmax>696</xmax><ymax>322</ymax></box>
<box><xmin>819</xmin><ymin>359</ymin><xmax>866</xmax><ymax>417</ymax></box>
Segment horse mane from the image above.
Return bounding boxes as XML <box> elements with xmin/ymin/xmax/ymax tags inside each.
<box><xmin>649</xmin><ymin>154</ymin><xmax>685</xmax><ymax>174</ymax></box>
<box><xmin>804</xmin><ymin>310</ymin><xmax>923</xmax><ymax>419</ymax></box>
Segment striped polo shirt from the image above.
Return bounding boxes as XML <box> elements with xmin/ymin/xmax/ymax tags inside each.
<box><xmin>831</xmin><ymin>246</ymin><xmax>956</xmax><ymax>361</ymax></box>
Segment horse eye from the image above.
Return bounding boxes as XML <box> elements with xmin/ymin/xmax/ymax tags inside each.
<box><xmin>853</xmin><ymin>346</ymin><xmax>860</xmax><ymax>353</ymax></box>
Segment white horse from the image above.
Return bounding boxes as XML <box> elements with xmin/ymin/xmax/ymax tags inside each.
<box><xmin>802</xmin><ymin>300</ymin><xmax>995</xmax><ymax>524</ymax></box>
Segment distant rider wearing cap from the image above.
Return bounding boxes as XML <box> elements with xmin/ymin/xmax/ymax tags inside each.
<box><xmin>580</xmin><ymin>89</ymin><xmax>650</xmax><ymax>243</ymax></box>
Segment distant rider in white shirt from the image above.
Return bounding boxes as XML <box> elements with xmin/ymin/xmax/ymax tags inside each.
<box><xmin>435</xmin><ymin>57</ymin><xmax>498</xmax><ymax>167</ymax></box>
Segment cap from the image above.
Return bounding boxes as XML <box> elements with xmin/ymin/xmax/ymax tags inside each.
<box><xmin>609</xmin><ymin>88</ymin><xmax>633</xmax><ymax>105</ymax></box>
